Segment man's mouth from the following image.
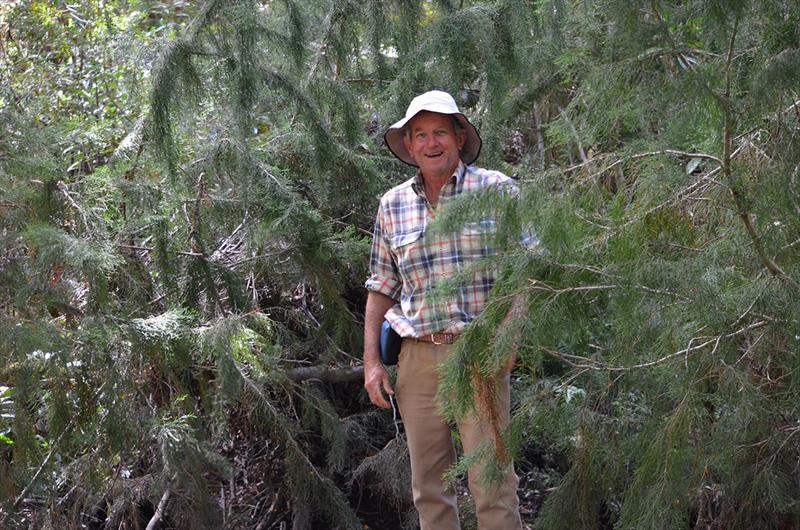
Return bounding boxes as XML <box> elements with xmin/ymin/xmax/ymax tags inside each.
<box><xmin>425</xmin><ymin>152</ymin><xmax>443</xmax><ymax>158</ymax></box>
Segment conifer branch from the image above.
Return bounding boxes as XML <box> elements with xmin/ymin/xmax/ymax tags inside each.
<box><xmin>56</xmin><ymin>180</ymin><xmax>90</xmax><ymax>229</ymax></box>
<box><xmin>533</xmin><ymin>101</ymin><xmax>546</xmax><ymax>167</ymax></box>
<box><xmin>5</xmin><ymin>421</ymin><xmax>74</xmax><ymax>518</ymax></box>
<box><xmin>559</xmin><ymin>106</ymin><xmax>588</xmax><ymax>163</ymax></box>
<box><xmin>305</xmin><ymin>3</ymin><xmax>343</xmax><ymax>86</ymax></box>
<box><xmin>344</xmin><ymin>78</ymin><xmax>392</xmax><ymax>86</ymax></box>
<box><xmin>563</xmin><ymin>154</ymin><xmax>613</xmax><ymax>174</ymax></box>
<box><xmin>117</xmin><ymin>244</ymin><xmax>204</xmax><ymax>258</ymax></box>
<box><xmin>190</xmin><ymin>171</ymin><xmax>227</xmax><ymax>315</ymax></box>
<box><xmin>613</xmin><ymin>172</ymin><xmax>719</xmax><ymax>231</ymax></box>
<box><xmin>145</xmin><ymin>475</ymin><xmax>175</xmax><ymax>530</ymax></box>
<box><xmin>0</xmin><ymin>383</ymin><xmax>107</xmax><ymax>528</ymax></box>
<box><xmin>542</xmin><ymin>320</ymin><xmax>769</xmax><ymax>372</ymax></box>
<box><xmin>717</xmin><ymin>17</ymin><xmax>799</xmax><ymax>290</ymax></box>
<box><xmin>573</xmin><ymin>147</ymin><xmax>733</xmax><ymax>232</ymax></box>
<box><xmin>724</xmin><ymin>19</ymin><xmax>738</xmax><ymax>101</ymax></box>
<box><xmin>541</xmin><ymin>260</ymin><xmax>614</xmax><ymax>277</ymax></box>
<box><xmin>113</xmin><ymin>115</ymin><xmax>148</xmax><ymax>161</ymax></box>
<box><xmin>585</xmin><ymin>149</ymin><xmax>723</xmax><ymax>183</ymax></box>
<box><xmin>527</xmin><ymin>279</ymin><xmax>688</xmax><ymax>301</ymax></box>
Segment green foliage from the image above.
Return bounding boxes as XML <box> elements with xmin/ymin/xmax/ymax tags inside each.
<box><xmin>3</xmin><ymin>0</ymin><xmax>800</xmax><ymax>528</ymax></box>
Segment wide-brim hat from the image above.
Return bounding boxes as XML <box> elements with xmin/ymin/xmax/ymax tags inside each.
<box><xmin>384</xmin><ymin>90</ymin><xmax>482</xmax><ymax>167</ymax></box>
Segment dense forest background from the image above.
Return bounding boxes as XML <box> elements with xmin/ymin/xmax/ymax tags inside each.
<box><xmin>2</xmin><ymin>0</ymin><xmax>799</xmax><ymax>528</ymax></box>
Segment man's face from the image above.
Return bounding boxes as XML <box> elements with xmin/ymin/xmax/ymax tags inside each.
<box><xmin>403</xmin><ymin>111</ymin><xmax>466</xmax><ymax>181</ymax></box>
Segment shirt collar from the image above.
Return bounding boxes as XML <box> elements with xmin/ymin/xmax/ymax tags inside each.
<box><xmin>411</xmin><ymin>161</ymin><xmax>466</xmax><ymax>199</ymax></box>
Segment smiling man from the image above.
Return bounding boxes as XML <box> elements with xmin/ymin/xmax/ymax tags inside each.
<box><xmin>363</xmin><ymin>91</ymin><xmax>524</xmax><ymax>530</ymax></box>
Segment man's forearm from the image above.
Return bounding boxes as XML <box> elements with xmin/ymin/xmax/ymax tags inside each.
<box><xmin>364</xmin><ymin>291</ymin><xmax>397</xmax><ymax>364</ymax></box>
<box><xmin>363</xmin><ymin>291</ymin><xmax>398</xmax><ymax>409</ymax></box>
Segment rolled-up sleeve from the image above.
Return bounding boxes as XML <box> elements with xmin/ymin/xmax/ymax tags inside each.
<box><xmin>364</xmin><ymin>205</ymin><xmax>402</xmax><ymax>301</ymax></box>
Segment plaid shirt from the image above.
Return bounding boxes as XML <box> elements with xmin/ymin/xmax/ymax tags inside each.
<box><xmin>365</xmin><ymin>162</ymin><xmax>534</xmax><ymax>338</ymax></box>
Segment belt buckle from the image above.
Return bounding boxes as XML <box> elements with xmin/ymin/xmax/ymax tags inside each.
<box><xmin>431</xmin><ymin>333</ymin><xmax>442</xmax><ymax>345</ymax></box>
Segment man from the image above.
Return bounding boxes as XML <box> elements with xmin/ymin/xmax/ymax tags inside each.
<box><xmin>363</xmin><ymin>90</ymin><xmax>525</xmax><ymax>530</ymax></box>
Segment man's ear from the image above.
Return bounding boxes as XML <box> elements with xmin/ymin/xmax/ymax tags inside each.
<box><xmin>457</xmin><ymin>128</ymin><xmax>466</xmax><ymax>150</ymax></box>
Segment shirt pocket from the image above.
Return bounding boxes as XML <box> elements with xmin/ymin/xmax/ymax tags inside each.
<box><xmin>389</xmin><ymin>229</ymin><xmax>423</xmax><ymax>249</ymax></box>
<box><xmin>462</xmin><ymin>219</ymin><xmax>497</xmax><ymax>252</ymax></box>
<box><xmin>388</xmin><ymin>229</ymin><xmax>425</xmax><ymax>285</ymax></box>
<box><xmin>463</xmin><ymin>219</ymin><xmax>498</xmax><ymax>235</ymax></box>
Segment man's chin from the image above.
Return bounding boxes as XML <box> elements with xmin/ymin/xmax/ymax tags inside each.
<box><xmin>420</xmin><ymin>160</ymin><xmax>456</xmax><ymax>179</ymax></box>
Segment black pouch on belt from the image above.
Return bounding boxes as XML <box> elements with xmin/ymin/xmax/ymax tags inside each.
<box><xmin>379</xmin><ymin>320</ymin><xmax>402</xmax><ymax>366</ymax></box>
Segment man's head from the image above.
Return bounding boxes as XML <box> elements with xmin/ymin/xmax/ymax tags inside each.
<box><xmin>401</xmin><ymin>111</ymin><xmax>466</xmax><ymax>181</ymax></box>
<box><xmin>384</xmin><ymin>90</ymin><xmax>481</xmax><ymax>170</ymax></box>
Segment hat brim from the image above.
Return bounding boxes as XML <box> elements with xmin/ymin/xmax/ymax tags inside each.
<box><xmin>384</xmin><ymin>112</ymin><xmax>482</xmax><ymax>167</ymax></box>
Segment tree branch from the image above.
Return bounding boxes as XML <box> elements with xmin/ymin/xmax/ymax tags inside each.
<box><xmin>286</xmin><ymin>365</ymin><xmax>363</xmax><ymax>383</ymax></box>
<box><xmin>527</xmin><ymin>279</ymin><xmax>688</xmax><ymax>301</ymax></box>
<box><xmin>542</xmin><ymin>320</ymin><xmax>769</xmax><ymax>372</ymax></box>
<box><xmin>559</xmin><ymin>106</ymin><xmax>588</xmax><ymax>163</ymax></box>
<box><xmin>585</xmin><ymin>149</ymin><xmax>723</xmax><ymax>183</ymax></box>
<box><xmin>718</xmin><ymin>18</ymin><xmax>799</xmax><ymax>290</ymax></box>
<box><xmin>0</xmin><ymin>383</ymin><xmax>106</xmax><ymax>528</ymax></box>
<box><xmin>145</xmin><ymin>475</ymin><xmax>175</xmax><ymax>530</ymax></box>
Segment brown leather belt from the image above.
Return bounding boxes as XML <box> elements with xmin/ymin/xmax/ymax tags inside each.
<box><xmin>412</xmin><ymin>332</ymin><xmax>460</xmax><ymax>345</ymax></box>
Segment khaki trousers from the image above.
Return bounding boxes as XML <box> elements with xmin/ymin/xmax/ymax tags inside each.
<box><xmin>395</xmin><ymin>339</ymin><xmax>523</xmax><ymax>530</ymax></box>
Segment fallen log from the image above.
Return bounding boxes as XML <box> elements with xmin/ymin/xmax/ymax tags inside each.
<box><xmin>285</xmin><ymin>365</ymin><xmax>364</xmax><ymax>383</ymax></box>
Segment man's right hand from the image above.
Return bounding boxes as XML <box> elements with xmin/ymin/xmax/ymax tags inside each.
<box><xmin>364</xmin><ymin>361</ymin><xmax>394</xmax><ymax>409</ymax></box>
<box><xmin>363</xmin><ymin>292</ymin><xmax>398</xmax><ymax>409</ymax></box>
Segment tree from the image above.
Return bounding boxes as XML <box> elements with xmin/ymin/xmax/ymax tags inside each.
<box><xmin>435</xmin><ymin>1</ymin><xmax>800</xmax><ymax>528</ymax></box>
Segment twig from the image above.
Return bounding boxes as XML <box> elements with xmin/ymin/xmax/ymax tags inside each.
<box><xmin>56</xmin><ymin>180</ymin><xmax>90</xmax><ymax>229</ymax></box>
<box><xmin>732</xmin><ymin>297</ymin><xmax>759</xmax><ymax>327</ymax></box>
<box><xmin>328</xmin><ymin>217</ymin><xmax>373</xmax><ymax>237</ymax></box>
<box><xmin>305</xmin><ymin>4</ymin><xmax>341</xmax><ymax>86</ymax></box>
<box><xmin>344</xmin><ymin>78</ymin><xmax>392</xmax><ymax>85</ymax></box>
<box><xmin>734</xmin><ymin>329</ymin><xmax>767</xmax><ymax>366</ymax></box>
<box><xmin>5</xmin><ymin>423</ymin><xmax>73</xmax><ymax>517</ymax></box>
<box><xmin>527</xmin><ymin>279</ymin><xmax>687</xmax><ymax>300</ymax></box>
<box><xmin>145</xmin><ymin>475</ymin><xmax>175</xmax><ymax>530</ymax></box>
<box><xmin>117</xmin><ymin>244</ymin><xmax>203</xmax><ymax>258</ymax></box>
<box><xmin>579</xmin><ymin>156</ymin><xmax>723</xmax><ymax>236</ymax></box>
<box><xmin>211</xmin><ymin>218</ymin><xmax>247</xmax><ymax>258</ymax></box>
<box><xmin>542</xmin><ymin>320</ymin><xmax>769</xmax><ymax>372</ymax></box>
<box><xmin>0</xmin><ymin>383</ymin><xmax>107</xmax><ymax>528</ymax></box>
<box><xmin>533</xmin><ymin>101</ymin><xmax>546</xmax><ymax>168</ymax></box>
<box><xmin>559</xmin><ymin>106</ymin><xmax>588</xmax><ymax>163</ymax></box>
<box><xmin>779</xmin><ymin>237</ymin><xmax>800</xmax><ymax>253</ymax></box>
<box><xmin>574</xmin><ymin>210</ymin><xmax>610</xmax><ymax>230</ymax></box>
<box><xmin>562</xmin><ymin>154</ymin><xmax>613</xmax><ymax>174</ymax></box>
<box><xmin>528</xmin><ymin>281</ymin><xmax>618</xmax><ymax>294</ymax></box>
<box><xmin>585</xmin><ymin>149</ymin><xmax>723</xmax><ymax>183</ymax></box>
<box><xmin>230</xmin><ymin>250</ymin><xmax>291</xmax><ymax>267</ymax></box>
<box><xmin>617</xmin><ymin>167</ymin><xmax>719</xmax><ymax>229</ymax></box>
<box><xmin>541</xmin><ymin>259</ymin><xmax>614</xmax><ymax>277</ymax></box>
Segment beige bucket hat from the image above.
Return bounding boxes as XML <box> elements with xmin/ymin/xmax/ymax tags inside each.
<box><xmin>384</xmin><ymin>90</ymin><xmax>482</xmax><ymax>167</ymax></box>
